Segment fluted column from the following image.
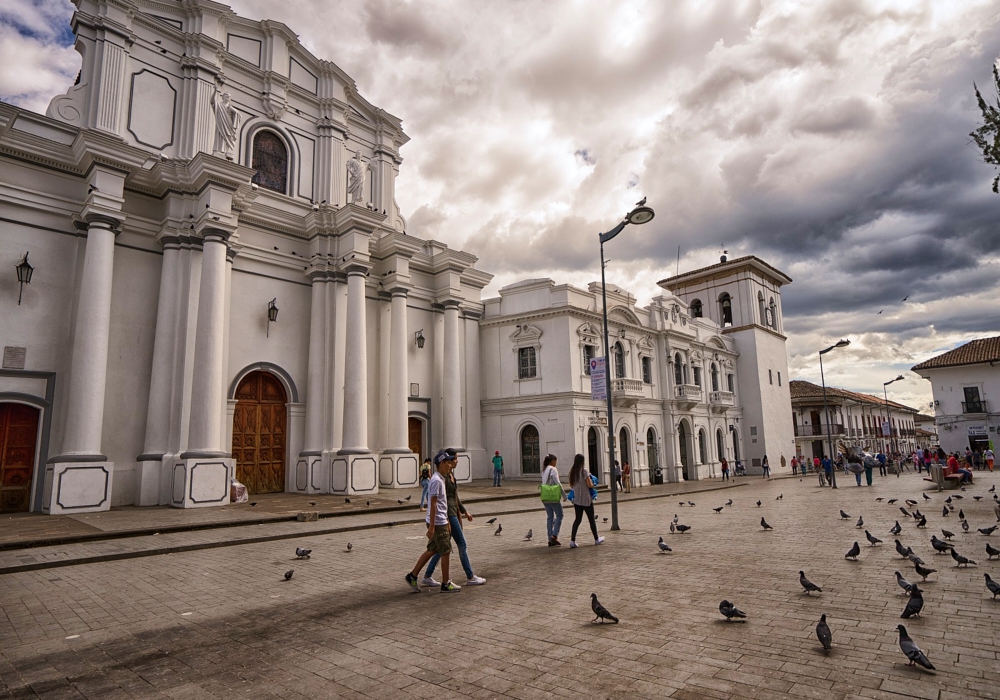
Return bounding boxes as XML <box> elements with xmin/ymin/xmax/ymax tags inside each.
<box><xmin>302</xmin><ymin>272</ymin><xmax>328</xmax><ymax>454</ymax></box>
<box><xmin>442</xmin><ymin>300</ymin><xmax>463</xmax><ymax>450</ymax></box>
<box><xmin>384</xmin><ymin>288</ymin><xmax>410</xmax><ymax>453</ymax></box>
<box><xmin>339</xmin><ymin>265</ymin><xmax>370</xmax><ymax>454</ymax></box>
<box><xmin>182</xmin><ymin>231</ymin><xmax>230</xmax><ymax>457</ymax></box>
<box><xmin>57</xmin><ymin>219</ymin><xmax>118</xmax><ymax>459</ymax></box>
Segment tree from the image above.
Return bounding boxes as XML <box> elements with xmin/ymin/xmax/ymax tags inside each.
<box><xmin>971</xmin><ymin>65</ymin><xmax>1000</xmax><ymax>193</ymax></box>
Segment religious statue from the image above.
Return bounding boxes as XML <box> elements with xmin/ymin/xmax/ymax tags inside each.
<box><xmin>211</xmin><ymin>89</ymin><xmax>242</xmax><ymax>160</ymax></box>
<box><xmin>346</xmin><ymin>151</ymin><xmax>368</xmax><ymax>205</ymax></box>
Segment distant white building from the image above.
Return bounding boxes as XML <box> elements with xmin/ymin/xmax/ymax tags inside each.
<box><xmin>912</xmin><ymin>336</ymin><xmax>1000</xmax><ymax>454</ymax></box>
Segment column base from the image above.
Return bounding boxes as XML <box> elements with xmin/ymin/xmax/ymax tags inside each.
<box><xmin>378</xmin><ymin>451</ymin><xmax>420</xmax><ymax>488</ymax></box>
<box><xmin>292</xmin><ymin>452</ymin><xmax>325</xmax><ymax>493</ymax></box>
<box><xmin>329</xmin><ymin>452</ymin><xmax>378</xmax><ymax>495</ymax></box>
<box><xmin>635</xmin><ymin>466</ymin><xmax>650</xmax><ymax>488</ymax></box>
<box><xmin>168</xmin><ymin>457</ymin><xmax>233</xmax><ymax>508</ymax></box>
<box><xmin>134</xmin><ymin>457</ymin><xmax>163</xmax><ymax>506</ymax></box>
<box><xmin>42</xmin><ymin>461</ymin><xmax>114</xmax><ymax>514</ymax></box>
<box><xmin>666</xmin><ymin>465</ymin><xmax>684</xmax><ymax>483</ymax></box>
<box><xmin>452</xmin><ymin>451</ymin><xmax>473</xmax><ymax>483</ymax></box>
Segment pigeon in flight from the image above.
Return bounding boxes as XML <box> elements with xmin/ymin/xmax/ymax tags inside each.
<box><xmin>591</xmin><ymin>593</ymin><xmax>619</xmax><ymax>623</ymax></box>
<box><xmin>890</xmin><ymin>521</ymin><xmax>902</xmax><ymax>535</ymax></box>
<box><xmin>524</xmin><ymin>529</ymin><xmax>533</xmax><ymax>541</ymax></box>
<box><xmin>713</xmin><ymin>506</ymin><xmax>724</xmax><ymax>513</ymax></box>
<box><xmin>486</xmin><ymin>518</ymin><xmax>497</xmax><ymax>525</ymax></box>
<box><xmin>799</xmin><ymin>571</ymin><xmax>822</xmax><ymax>595</ymax></box>
<box><xmin>894</xmin><ymin>571</ymin><xmax>914</xmax><ymax>594</ymax></box>
<box><xmin>840</xmin><ymin>510</ymin><xmax>851</xmax><ymax>520</ymax></box>
<box><xmin>760</xmin><ymin>517</ymin><xmax>772</xmax><ymax>531</ymax></box>
<box><xmin>865</xmin><ymin>530</ymin><xmax>882</xmax><ymax>546</ymax></box>
<box><xmin>914</xmin><ymin>561</ymin><xmax>936</xmax><ymax>580</ymax></box>
<box><xmin>895</xmin><ymin>540</ymin><xmax>910</xmax><ymax>558</ymax></box>
<box><xmin>494</xmin><ymin>523</ymin><xmax>503</xmax><ymax>536</ymax></box>
<box><xmin>816</xmin><ymin>614</ymin><xmax>832</xmax><ymax>650</ymax></box>
<box><xmin>897</xmin><ymin>625</ymin><xmax>934</xmax><ymax>670</ymax></box>
<box><xmin>951</xmin><ymin>549</ymin><xmax>976</xmax><ymax>567</ymax></box>
<box><xmin>719</xmin><ymin>600</ymin><xmax>747</xmax><ymax>621</ymax></box>
<box><xmin>986</xmin><ymin>542</ymin><xmax>1000</xmax><ymax>559</ymax></box>
<box><xmin>295</xmin><ymin>547</ymin><xmax>311</xmax><ymax>559</ymax></box>
<box><xmin>346</xmin><ymin>542</ymin><xmax>353</xmax><ymax>553</ymax></box>
<box><xmin>877</xmin><ymin>309</ymin><xmax>883</xmax><ymax>314</ymax></box>
<box><xmin>845</xmin><ymin>542</ymin><xmax>861</xmax><ymax>560</ymax></box>
<box><xmin>308</xmin><ymin>501</ymin><xmax>317</xmax><ymax>506</ymax></box>
<box><xmin>284</xmin><ymin>570</ymin><xmax>294</xmax><ymax>580</ymax></box>
<box><xmin>676</xmin><ymin>524</ymin><xmax>691</xmax><ymax>533</ymax></box>
<box><xmin>900</xmin><ymin>585</ymin><xmax>923</xmax><ymax>619</ymax></box>
<box><xmin>856</xmin><ymin>516</ymin><xmax>864</xmax><ymax>528</ymax></box>
<box><xmin>930</xmin><ymin>535</ymin><xmax>952</xmax><ymax>553</ymax></box>
<box><xmin>887</xmin><ymin>498</ymin><xmax>898</xmax><ymax>504</ymax></box>
<box><xmin>658</xmin><ymin>536</ymin><xmax>672</xmax><ymax>553</ymax></box>
<box><xmin>985</xmin><ymin>573</ymin><xmax>1000</xmax><ymax>598</ymax></box>
<box><xmin>901</xmin><ymin>295</ymin><xmax>909</xmax><ymax>302</ymax></box>
<box><xmin>922</xmin><ymin>492</ymin><xmax>930</xmax><ymax>501</ymax></box>
<box><xmin>978</xmin><ymin>525</ymin><xmax>998</xmax><ymax>535</ymax></box>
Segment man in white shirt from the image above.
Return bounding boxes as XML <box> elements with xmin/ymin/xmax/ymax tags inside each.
<box><xmin>405</xmin><ymin>449</ymin><xmax>461</xmax><ymax>593</ymax></box>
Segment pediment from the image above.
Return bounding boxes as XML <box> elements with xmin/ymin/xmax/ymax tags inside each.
<box><xmin>510</xmin><ymin>323</ymin><xmax>542</xmax><ymax>345</ymax></box>
<box><xmin>608</xmin><ymin>306</ymin><xmax>641</xmax><ymax>326</ymax></box>
<box><xmin>577</xmin><ymin>322</ymin><xmax>601</xmax><ymax>343</ymax></box>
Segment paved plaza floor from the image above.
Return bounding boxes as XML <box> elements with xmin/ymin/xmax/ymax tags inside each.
<box><xmin>1</xmin><ymin>471</ymin><xmax>999</xmax><ymax>699</ymax></box>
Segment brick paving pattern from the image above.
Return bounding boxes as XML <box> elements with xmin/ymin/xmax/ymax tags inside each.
<box><xmin>1</xmin><ymin>471</ymin><xmax>998</xmax><ymax>699</ymax></box>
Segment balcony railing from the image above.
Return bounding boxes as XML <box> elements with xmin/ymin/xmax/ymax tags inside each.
<box><xmin>794</xmin><ymin>424</ymin><xmax>845</xmax><ymax>437</ymax></box>
<box><xmin>962</xmin><ymin>400</ymin><xmax>987</xmax><ymax>414</ymax></box>
<box><xmin>675</xmin><ymin>384</ymin><xmax>702</xmax><ymax>401</ymax></box>
<box><xmin>612</xmin><ymin>378</ymin><xmax>644</xmax><ymax>396</ymax></box>
<box><xmin>709</xmin><ymin>390</ymin><xmax>734</xmax><ymax>406</ymax></box>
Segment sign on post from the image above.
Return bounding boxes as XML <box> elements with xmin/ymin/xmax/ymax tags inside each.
<box><xmin>881</xmin><ymin>421</ymin><xmax>891</xmax><ymax>437</ymax></box>
<box><xmin>590</xmin><ymin>357</ymin><xmax>607</xmax><ymax>401</ymax></box>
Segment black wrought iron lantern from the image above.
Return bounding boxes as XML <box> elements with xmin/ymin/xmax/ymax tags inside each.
<box><xmin>266</xmin><ymin>298</ymin><xmax>278</xmax><ymax>336</ymax></box>
<box><xmin>15</xmin><ymin>252</ymin><xmax>33</xmax><ymax>305</ymax></box>
<box><xmin>414</xmin><ymin>329</ymin><xmax>425</xmax><ymax>349</ymax></box>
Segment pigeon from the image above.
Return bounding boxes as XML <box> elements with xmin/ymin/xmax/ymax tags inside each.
<box><xmin>978</xmin><ymin>526</ymin><xmax>998</xmax><ymax>535</ymax></box>
<box><xmin>942</xmin><ymin>506</ymin><xmax>949</xmax><ymax>518</ymax></box>
<box><xmin>945</xmin><ymin>496</ymin><xmax>953</xmax><ymax>504</ymax></box>
<box><xmin>669</xmin><ymin>522</ymin><xmax>676</xmax><ymax>533</ymax></box>
<box><xmin>676</xmin><ymin>524</ymin><xmax>691</xmax><ymax>533</ymax></box>
<box><xmin>987</xmin><ymin>542</ymin><xmax>1000</xmax><ymax>559</ymax></box>
<box><xmin>856</xmin><ymin>516</ymin><xmax>864</xmax><ymax>528</ymax></box>
<box><xmin>951</xmin><ymin>549</ymin><xmax>976</xmax><ymax>567</ymax></box>
<box><xmin>816</xmin><ymin>614</ymin><xmax>832</xmax><ymax>650</ymax></box>
<box><xmin>346</xmin><ymin>542</ymin><xmax>353</xmax><ymax>553</ymax></box>
<box><xmin>908</xmin><ymin>552</ymin><xmax>925</xmax><ymax>566</ymax></box>
<box><xmin>916</xmin><ymin>516</ymin><xmax>927</xmax><ymax>529</ymax></box>
<box><xmin>486</xmin><ymin>518</ymin><xmax>497</xmax><ymax>525</ymax></box>
<box><xmin>962</xmin><ymin>520</ymin><xmax>970</xmax><ymax>533</ymax></box>
<box><xmin>899</xmin><ymin>507</ymin><xmax>911</xmax><ymax>518</ymax></box>
<box><xmin>840</xmin><ymin>510</ymin><xmax>851</xmax><ymax>519</ymax></box>
<box><xmin>865</xmin><ymin>530</ymin><xmax>882</xmax><ymax>546</ymax></box>
<box><xmin>888</xmin><ymin>498</ymin><xmax>898</xmax><ymax>504</ymax></box>
<box><xmin>679</xmin><ymin>502</ymin><xmax>686</xmax><ymax>506</ymax></box>
<box><xmin>906</xmin><ymin>499</ymin><xmax>917</xmax><ymax>506</ymax></box>
<box><xmin>914</xmin><ymin>561</ymin><xmax>936</xmax><ymax>580</ymax></box>
<box><xmin>912</xmin><ymin>509</ymin><xmax>923</xmax><ymax>519</ymax></box>
<box><xmin>405</xmin><ymin>495</ymin><xmax>412</xmax><ymax>501</ymax></box>
<box><xmin>295</xmin><ymin>547</ymin><xmax>311</xmax><ymax>559</ymax></box>
<box><xmin>672</xmin><ymin>514</ymin><xmax>679</xmax><ymax>523</ymax></box>
<box><xmin>845</xmin><ymin>542</ymin><xmax>861</xmax><ymax>560</ymax></box>
<box><xmin>250</xmin><ymin>502</ymin><xmax>257</xmax><ymax>507</ymax></box>
<box><xmin>397</xmin><ymin>499</ymin><xmax>405</xmax><ymax>505</ymax></box>
<box><xmin>284</xmin><ymin>570</ymin><xmax>294</xmax><ymax>580</ymax></box>
<box><xmin>922</xmin><ymin>493</ymin><xmax>931</xmax><ymax>501</ymax></box>
<box><xmin>799</xmin><ymin>571</ymin><xmax>822</xmax><ymax>594</ymax></box>
<box><xmin>900</xmin><ymin>585</ymin><xmax>923</xmax><ymax>619</ymax></box>
<box><xmin>657</xmin><ymin>536</ymin><xmax>672</xmax><ymax>553</ymax></box>
<box><xmin>876</xmin><ymin>497</ymin><xmax>884</xmax><ymax>502</ymax></box>
<box><xmin>761</xmin><ymin>517</ymin><xmax>772</xmax><ymax>531</ymax></box>
<box><xmin>777</xmin><ymin>494</ymin><xmax>783</xmax><ymax>500</ymax></box>
<box><xmin>591</xmin><ymin>593</ymin><xmax>619</xmax><ymax>623</ymax></box>
<box><xmin>726</xmin><ymin>499</ymin><xmax>733</xmax><ymax>506</ymax></box>
<box><xmin>635</xmin><ymin>196</ymin><xmax>647</xmax><ymax>207</ymax></box>
<box><xmin>345</xmin><ymin>498</ymin><xmax>351</xmax><ymax>504</ymax></box>
<box><xmin>974</xmin><ymin>496</ymin><xmax>983</xmax><ymax>501</ymax></box>
<box><xmin>524</xmin><ymin>529</ymin><xmax>533</xmax><ymax>541</ymax></box>
<box><xmin>897</xmin><ymin>625</ymin><xmax>934</xmax><ymax>670</ymax></box>
<box><xmin>688</xmin><ymin>501</ymin><xmax>696</xmax><ymax>507</ymax></box>
<box><xmin>713</xmin><ymin>506</ymin><xmax>724</xmax><ymax>513</ymax></box>
<box><xmin>756</xmin><ymin>500</ymin><xmax>761</xmax><ymax>507</ymax></box>
<box><xmin>894</xmin><ymin>571</ymin><xmax>914</xmax><ymax>594</ymax></box>
<box><xmin>895</xmin><ymin>540</ymin><xmax>910</xmax><ymax>558</ymax></box>
<box><xmin>719</xmin><ymin>600</ymin><xmax>747</xmax><ymax>621</ymax></box>
<box><xmin>954</xmin><ymin>494</ymin><xmax>964</xmax><ymax>499</ymax></box>
<box><xmin>890</xmin><ymin>521</ymin><xmax>902</xmax><ymax>535</ymax></box>
<box><xmin>930</xmin><ymin>536</ymin><xmax>952</xmax><ymax>553</ymax></box>
<box><xmin>603</xmin><ymin>517</ymin><xmax>608</xmax><ymax>523</ymax></box>
<box><xmin>308</xmin><ymin>501</ymin><xmax>317</xmax><ymax>506</ymax></box>
<box><xmin>959</xmin><ymin>509</ymin><xmax>965</xmax><ymax>520</ymax></box>
<box><xmin>494</xmin><ymin>523</ymin><xmax>503</xmax><ymax>536</ymax></box>
<box><xmin>366</xmin><ymin>500</ymin><xmax>370</xmax><ymax>507</ymax></box>
<box><xmin>986</xmin><ymin>573</ymin><xmax>1000</xmax><ymax>598</ymax></box>
<box><xmin>992</xmin><ymin>485</ymin><xmax>997</xmax><ymax>492</ymax></box>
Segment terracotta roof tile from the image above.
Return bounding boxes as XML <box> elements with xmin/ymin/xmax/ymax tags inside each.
<box><xmin>789</xmin><ymin>380</ymin><xmax>917</xmax><ymax>413</ymax></box>
<box><xmin>911</xmin><ymin>336</ymin><xmax>1000</xmax><ymax>371</ymax></box>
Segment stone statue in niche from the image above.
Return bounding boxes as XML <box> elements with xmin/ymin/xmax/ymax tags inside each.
<box><xmin>346</xmin><ymin>151</ymin><xmax>368</xmax><ymax>205</ymax></box>
<box><xmin>211</xmin><ymin>90</ymin><xmax>242</xmax><ymax>160</ymax></box>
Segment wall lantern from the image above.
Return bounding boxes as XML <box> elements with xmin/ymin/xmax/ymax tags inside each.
<box><xmin>414</xmin><ymin>329</ymin><xmax>425</xmax><ymax>349</ymax></box>
<box><xmin>267</xmin><ymin>298</ymin><xmax>278</xmax><ymax>337</ymax></box>
<box><xmin>15</xmin><ymin>252</ymin><xmax>33</xmax><ymax>305</ymax></box>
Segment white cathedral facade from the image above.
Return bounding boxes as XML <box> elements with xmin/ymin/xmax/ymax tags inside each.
<box><xmin>0</xmin><ymin>0</ymin><xmax>794</xmax><ymax>515</ymax></box>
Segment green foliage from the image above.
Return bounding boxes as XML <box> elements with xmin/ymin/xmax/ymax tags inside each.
<box><xmin>971</xmin><ymin>65</ymin><xmax>1000</xmax><ymax>194</ymax></box>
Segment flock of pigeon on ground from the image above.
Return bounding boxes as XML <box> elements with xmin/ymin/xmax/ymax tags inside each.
<box><xmin>592</xmin><ymin>481</ymin><xmax>1000</xmax><ymax>673</ymax></box>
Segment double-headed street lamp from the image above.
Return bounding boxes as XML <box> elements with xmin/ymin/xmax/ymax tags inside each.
<box><xmin>883</xmin><ymin>375</ymin><xmax>904</xmax><ymax>456</ymax></box>
<box><xmin>598</xmin><ymin>202</ymin><xmax>655</xmax><ymax>531</ymax></box>
<box><xmin>819</xmin><ymin>339</ymin><xmax>850</xmax><ymax>489</ymax></box>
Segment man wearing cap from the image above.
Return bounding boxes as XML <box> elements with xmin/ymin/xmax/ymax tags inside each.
<box><xmin>492</xmin><ymin>450</ymin><xmax>504</xmax><ymax>486</ymax></box>
<box><xmin>406</xmin><ymin>449</ymin><xmax>461</xmax><ymax>593</ymax></box>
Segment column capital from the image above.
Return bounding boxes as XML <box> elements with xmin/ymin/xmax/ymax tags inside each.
<box><xmin>74</xmin><ymin>213</ymin><xmax>124</xmax><ymax>234</ymax></box>
<box><xmin>387</xmin><ymin>286</ymin><xmax>409</xmax><ymax>297</ymax></box>
<box><xmin>343</xmin><ymin>262</ymin><xmax>370</xmax><ymax>276</ymax></box>
<box><xmin>440</xmin><ymin>298</ymin><xmax>462</xmax><ymax>310</ymax></box>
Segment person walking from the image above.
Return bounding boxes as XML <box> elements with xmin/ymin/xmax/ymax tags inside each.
<box><xmin>761</xmin><ymin>454</ymin><xmax>770</xmax><ymax>479</ymax></box>
<box><xmin>876</xmin><ymin>451</ymin><xmax>887</xmax><ymax>477</ymax></box>
<box><xmin>622</xmin><ymin>461</ymin><xmax>632</xmax><ymax>493</ymax></box>
<box><xmin>821</xmin><ymin>455</ymin><xmax>832</xmax><ymax>486</ymax></box>
<box><xmin>864</xmin><ymin>455</ymin><xmax>874</xmax><ymax>486</ymax></box>
<box><xmin>985</xmin><ymin>447</ymin><xmax>995</xmax><ymax>472</ymax></box>
<box><xmin>569</xmin><ymin>454</ymin><xmax>603</xmax><ymax>547</ymax></box>
<box><xmin>418</xmin><ymin>459</ymin><xmax>432</xmax><ymax>511</ymax></box>
<box><xmin>539</xmin><ymin>454</ymin><xmax>565</xmax><ymax>546</ymax></box>
<box><xmin>800</xmin><ymin>456</ymin><xmax>808</xmax><ymax>476</ymax></box>
<box><xmin>492</xmin><ymin>450</ymin><xmax>504</xmax><ymax>487</ymax></box>
<box><xmin>405</xmin><ymin>450</ymin><xmax>461</xmax><ymax>593</ymax></box>
<box><xmin>613</xmin><ymin>460</ymin><xmax>623</xmax><ymax>492</ymax></box>
<box><xmin>422</xmin><ymin>457</ymin><xmax>487</xmax><ymax>588</ymax></box>
<box><xmin>721</xmin><ymin>458</ymin><xmax>730</xmax><ymax>481</ymax></box>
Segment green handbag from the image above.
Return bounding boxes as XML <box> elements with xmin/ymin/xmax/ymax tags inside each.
<box><xmin>539</xmin><ymin>483</ymin><xmax>562</xmax><ymax>503</ymax></box>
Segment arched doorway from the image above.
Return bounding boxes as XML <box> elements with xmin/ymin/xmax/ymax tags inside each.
<box><xmin>0</xmin><ymin>403</ymin><xmax>40</xmax><ymax>513</ymax></box>
<box><xmin>730</xmin><ymin>426</ymin><xmax>740</xmax><ymax>463</ymax></box>
<box><xmin>618</xmin><ymin>427</ymin><xmax>631</xmax><ymax>467</ymax></box>
<box><xmin>646</xmin><ymin>427</ymin><xmax>658</xmax><ymax>482</ymax></box>
<box><xmin>698</xmin><ymin>428</ymin><xmax>708</xmax><ymax>464</ymax></box>
<box><xmin>520</xmin><ymin>424</ymin><xmax>540</xmax><ymax>474</ymax></box>
<box><xmin>678</xmin><ymin>421</ymin><xmax>691</xmax><ymax>480</ymax></box>
<box><xmin>407</xmin><ymin>416</ymin><xmax>424</xmax><ymax>460</ymax></box>
<box><xmin>587</xmin><ymin>427</ymin><xmax>600</xmax><ymax>482</ymax></box>
<box><xmin>716</xmin><ymin>429</ymin><xmax>726</xmax><ymax>462</ymax></box>
<box><xmin>232</xmin><ymin>371</ymin><xmax>287</xmax><ymax>494</ymax></box>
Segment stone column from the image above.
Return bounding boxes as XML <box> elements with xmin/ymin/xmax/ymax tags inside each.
<box><xmin>384</xmin><ymin>288</ymin><xmax>409</xmax><ymax>453</ymax></box>
<box><xmin>339</xmin><ymin>265</ymin><xmax>370</xmax><ymax>454</ymax></box>
<box><xmin>442</xmin><ymin>300</ymin><xmax>463</xmax><ymax>450</ymax></box>
<box><xmin>302</xmin><ymin>272</ymin><xmax>328</xmax><ymax>455</ymax></box>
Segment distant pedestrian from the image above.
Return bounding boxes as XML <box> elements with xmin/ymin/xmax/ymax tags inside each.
<box><xmin>761</xmin><ymin>455</ymin><xmax>770</xmax><ymax>479</ymax></box>
<box><xmin>569</xmin><ymin>454</ymin><xmax>603</xmax><ymax>547</ymax></box>
<box><xmin>790</xmin><ymin>456</ymin><xmax>798</xmax><ymax>475</ymax></box>
<box><xmin>419</xmin><ymin>459</ymin><xmax>432</xmax><ymax>511</ymax></box>
<box><xmin>799</xmin><ymin>456</ymin><xmax>808</xmax><ymax>476</ymax></box>
<box><xmin>876</xmin><ymin>452</ymin><xmax>887</xmax><ymax>477</ymax></box>
<box><xmin>540</xmin><ymin>454</ymin><xmax>566</xmax><ymax>546</ymax></box>
<box><xmin>821</xmin><ymin>455</ymin><xmax>832</xmax><ymax>486</ymax></box>
<box><xmin>406</xmin><ymin>450</ymin><xmax>461</xmax><ymax>593</ymax></box>
<box><xmin>985</xmin><ymin>447</ymin><xmax>995</xmax><ymax>472</ymax></box>
<box><xmin>864</xmin><ymin>455</ymin><xmax>874</xmax><ymax>486</ymax></box>
<box><xmin>622</xmin><ymin>462</ymin><xmax>632</xmax><ymax>493</ymax></box>
<box><xmin>492</xmin><ymin>451</ymin><xmax>504</xmax><ymax>487</ymax></box>
<box><xmin>423</xmin><ymin>459</ymin><xmax>486</xmax><ymax>587</ymax></box>
<box><xmin>721</xmin><ymin>458</ymin><xmax>730</xmax><ymax>481</ymax></box>
<box><xmin>613</xmin><ymin>460</ymin><xmax>623</xmax><ymax>492</ymax></box>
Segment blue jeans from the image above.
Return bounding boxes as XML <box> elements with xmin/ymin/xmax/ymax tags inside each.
<box><xmin>544</xmin><ymin>502</ymin><xmax>563</xmax><ymax>539</ymax></box>
<box><xmin>419</xmin><ymin>479</ymin><xmax>429</xmax><ymax>508</ymax></box>
<box><xmin>493</xmin><ymin>470</ymin><xmax>502</xmax><ymax>486</ymax></box>
<box><xmin>427</xmin><ymin>515</ymin><xmax>474</xmax><ymax>579</ymax></box>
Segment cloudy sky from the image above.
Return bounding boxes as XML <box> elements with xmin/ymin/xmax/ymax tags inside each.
<box><xmin>4</xmin><ymin>0</ymin><xmax>1000</xmax><ymax>411</ymax></box>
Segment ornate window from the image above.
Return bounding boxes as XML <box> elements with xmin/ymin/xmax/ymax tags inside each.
<box><xmin>674</xmin><ymin>353</ymin><xmax>683</xmax><ymax>385</ymax></box>
<box><xmin>511</xmin><ymin>323</ymin><xmax>542</xmax><ymax>380</ymax></box>
<box><xmin>583</xmin><ymin>344</ymin><xmax>595</xmax><ymax>375</ymax></box>
<box><xmin>613</xmin><ymin>342</ymin><xmax>626</xmax><ymax>379</ymax></box>
<box><xmin>719</xmin><ymin>293</ymin><xmax>733</xmax><ymax>327</ymax></box>
<box><xmin>518</xmin><ymin>347</ymin><xmax>537</xmax><ymax>379</ymax></box>
<box><xmin>641</xmin><ymin>356</ymin><xmax>652</xmax><ymax>384</ymax></box>
<box><xmin>690</xmin><ymin>298</ymin><xmax>703</xmax><ymax>318</ymax></box>
<box><xmin>698</xmin><ymin>428</ymin><xmax>707</xmax><ymax>463</ymax></box>
<box><xmin>716</xmin><ymin>429</ymin><xmax>725</xmax><ymax>461</ymax></box>
<box><xmin>727</xmin><ymin>373</ymin><xmax>735</xmax><ymax>393</ymax></box>
<box><xmin>693</xmin><ymin>366</ymin><xmax>702</xmax><ymax>387</ymax></box>
<box><xmin>251</xmin><ymin>130</ymin><xmax>288</xmax><ymax>194</ymax></box>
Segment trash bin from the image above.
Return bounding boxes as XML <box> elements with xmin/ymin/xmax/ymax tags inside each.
<box><xmin>653</xmin><ymin>467</ymin><xmax>663</xmax><ymax>485</ymax></box>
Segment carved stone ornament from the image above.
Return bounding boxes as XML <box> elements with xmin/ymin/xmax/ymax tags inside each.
<box><xmin>211</xmin><ymin>89</ymin><xmax>242</xmax><ymax>160</ymax></box>
<box><xmin>509</xmin><ymin>323</ymin><xmax>542</xmax><ymax>349</ymax></box>
<box><xmin>347</xmin><ymin>152</ymin><xmax>368</xmax><ymax>205</ymax></box>
<box><xmin>576</xmin><ymin>321</ymin><xmax>601</xmax><ymax>344</ymax></box>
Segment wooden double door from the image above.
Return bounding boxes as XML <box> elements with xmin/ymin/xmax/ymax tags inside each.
<box><xmin>231</xmin><ymin>371</ymin><xmax>287</xmax><ymax>494</ymax></box>
<box><xmin>0</xmin><ymin>403</ymin><xmax>40</xmax><ymax>513</ymax></box>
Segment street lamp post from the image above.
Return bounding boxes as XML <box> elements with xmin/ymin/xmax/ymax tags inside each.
<box><xmin>598</xmin><ymin>203</ymin><xmax>655</xmax><ymax>531</ymax></box>
<box><xmin>819</xmin><ymin>339</ymin><xmax>850</xmax><ymax>489</ymax></box>
<box><xmin>883</xmin><ymin>375</ymin><xmax>904</xmax><ymax>457</ymax></box>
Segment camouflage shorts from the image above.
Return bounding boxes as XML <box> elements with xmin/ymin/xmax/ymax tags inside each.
<box><xmin>426</xmin><ymin>525</ymin><xmax>452</xmax><ymax>555</ymax></box>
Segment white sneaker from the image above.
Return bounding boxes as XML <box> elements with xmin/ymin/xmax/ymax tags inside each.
<box><xmin>569</xmin><ymin>541</ymin><xmax>578</xmax><ymax>548</ymax></box>
<box><xmin>595</xmin><ymin>536</ymin><xmax>605</xmax><ymax>545</ymax></box>
<box><xmin>420</xmin><ymin>576</ymin><xmax>441</xmax><ymax>587</ymax></box>
<box><xmin>466</xmin><ymin>575</ymin><xmax>486</xmax><ymax>585</ymax></box>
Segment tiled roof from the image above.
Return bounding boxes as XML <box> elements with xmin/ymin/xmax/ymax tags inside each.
<box><xmin>911</xmin><ymin>336</ymin><xmax>1000</xmax><ymax>371</ymax></box>
<box><xmin>789</xmin><ymin>380</ymin><xmax>917</xmax><ymax>413</ymax></box>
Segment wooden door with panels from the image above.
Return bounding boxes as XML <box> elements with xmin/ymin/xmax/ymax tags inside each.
<box><xmin>231</xmin><ymin>371</ymin><xmax>287</xmax><ymax>494</ymax></box>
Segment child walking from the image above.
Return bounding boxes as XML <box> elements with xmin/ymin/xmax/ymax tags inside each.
<box><xmin>406</xmin><ymin>450</ymin><xmax>461</xmax><ymax>593</ymax></box>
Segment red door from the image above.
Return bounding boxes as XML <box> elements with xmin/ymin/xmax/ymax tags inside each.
<box><xmin>0</xmin><ymin>403</ymin><xmax>40</xmax><ymax>513</ymax></box>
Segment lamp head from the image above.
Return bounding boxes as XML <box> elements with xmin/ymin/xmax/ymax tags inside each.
<box><xmin>415</xmin><ymin>329</ymin><xmax>425</xmax><ymax>349</ymax></box>
<box><xmin>267</xmin><ymin>298</ymin><xmax>279</xmax><ymax>323</ymax></box>
<box><xmin>15</xmin><ymin>252</ymin><xmax>33</xmax><ymax>285</ymax></box>
<box><xmin>626</xmin><ymin>206</ymin><xmax>654</xmax><ymax>226</ymax></box>
<box><xmin>895</xmin><ymin>374</ymin><xmax>904</xmax><ymax>381</ymax></box>
<box><xmin>835</xmin><ymin>339</ymin><xmax>850</xmax><ymax>348</ymax></box>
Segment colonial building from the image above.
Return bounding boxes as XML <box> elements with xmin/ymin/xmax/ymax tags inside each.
<box><xmin>0</xmin><ymin>0</ymin><xmax>491</xmax><ymax>514</ymax></box>
<box><xmin>912</xmin><ymin>336</ymin><xmax>1000</xmax><ymax>454</ymax></box>
<box><xmin>788</xmin><ymin>380</ymin><xmax>919</xmax><ymax>459</ymax></box>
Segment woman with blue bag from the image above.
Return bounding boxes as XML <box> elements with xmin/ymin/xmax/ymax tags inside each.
<box><xmin>539</xmin><ymin>454</ymin><xmax>566</xmax><ymax>546</ymax></box>
<box><xmin>568</xmin><ymin>454</ymin><xmax>604</xmax><ymax>547</ymax></box>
